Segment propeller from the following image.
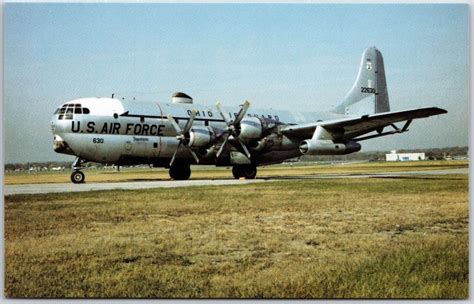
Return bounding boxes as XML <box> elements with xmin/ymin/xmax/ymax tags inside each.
<box><xmin>215</xmin><ymin>100</ymin><xmax>252</xmax><ymax>159</ymax></box>
<box><xmin>167</xmin><ymin>109</ymin><xmax>200</xmax><ymax>166</ymax></box>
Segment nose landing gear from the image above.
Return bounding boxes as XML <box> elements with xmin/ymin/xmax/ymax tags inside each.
<box><xmin>71</xmin><ymin>171</ymin><xmax>85</xmax><ymax>184</ymax></box>
<box><xmin>71</xmin><ymin>157</ymin><xmax>87</xmax><ymax>184</ymax></box>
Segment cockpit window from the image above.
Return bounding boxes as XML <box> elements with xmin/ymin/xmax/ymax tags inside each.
<box><xmin>57</xmin><ymin>103</ymin><xmax>89</xmax><ymax>120</ymax></box>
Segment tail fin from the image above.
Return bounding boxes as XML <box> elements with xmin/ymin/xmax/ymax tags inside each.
<box><xmin>334</xmin><ymin>47</ymin><xmax>390</xmax><ymax>115</ymax></box>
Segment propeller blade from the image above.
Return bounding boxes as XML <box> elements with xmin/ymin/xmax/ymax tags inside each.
<box><xmin>184</xmin><ymin>145</ymin><xmax>200</xmax><ymax>164</ymax></box>
<box><xmin>169</xmin><ymin>141</ymin><xmax>182</xmax><ymax>167</ymax></box>
<box><xmin>216</xmin><ymin>135</ymin><xmax>229</xmax><ymax>158</ymax></box>
<box><xmin>183</xmin><ymin>109</ymin><xmax>197</xmax><ymax>134</ymax></box>
<box><xmin>167</xmin><ymin>110</ymin><xmax>200</xmax><ymax>166</ymax></box>
<box><xmin>167</xmin><ymin>114</ymin><xmax>182</xmax><ymax>135</ymax></box>
<box><xmin>233</xmin><ymin>100</ymin><xmax>251</xmax><ymax>126</ymax></box>
<box><xmin>237</xmin><ymin>137</ymin><xmax>251</xmax><ymax>159</ymax></box>
<box><xmin>216</xmin><ymin>101</ymin><xmax>231</xmax><ymax>125</ymax></box>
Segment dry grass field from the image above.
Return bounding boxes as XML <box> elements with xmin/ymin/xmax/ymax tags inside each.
<box><xmin>4</xmin><ymin>162</ymin><xmax>468</xmax><ymax>298</ymax></box>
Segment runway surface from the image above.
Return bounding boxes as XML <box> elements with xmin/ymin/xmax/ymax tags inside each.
<box><xmin>4</xmin><ymin>168</ymin><xmax>468</xmax><ymax>196</ymax></box>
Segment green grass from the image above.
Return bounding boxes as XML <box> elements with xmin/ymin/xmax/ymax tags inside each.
<box><xmin>4</xmin><ymin>174</ymin><xmax>469</xmax><ymax>298</ymax></box>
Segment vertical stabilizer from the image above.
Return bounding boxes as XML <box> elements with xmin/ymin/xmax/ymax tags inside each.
<box><xmin>334</xmin><ymin>47</ymin><xmax>390</xmax><ymax>115</ymax></box>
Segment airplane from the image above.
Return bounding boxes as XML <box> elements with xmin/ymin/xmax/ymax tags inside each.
<box><xmin>50</xmin><ymin>47</ymin><xmax>447</xmax><ymax>183</ymax></box>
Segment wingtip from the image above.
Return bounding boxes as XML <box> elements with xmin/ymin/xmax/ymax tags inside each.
<box><xmin>434</xmin><ymin>107</ymin><xmax>448</xmax><ymax>114</ymax></box>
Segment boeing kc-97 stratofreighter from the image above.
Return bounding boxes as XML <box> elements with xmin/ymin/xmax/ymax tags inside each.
<box><xmin>51</xmin><ymin>47</ymin><xmax>447</xmax><ymax>183</ymax></box>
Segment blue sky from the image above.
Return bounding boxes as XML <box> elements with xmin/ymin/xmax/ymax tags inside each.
<box><xmin>4</xmin><ymin>3</ymin><xmax>469</xmax><ymax>163</ymax></box>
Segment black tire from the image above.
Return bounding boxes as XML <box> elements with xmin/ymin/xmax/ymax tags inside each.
<box><xmin>232</xmin><ymin>165</ymin><xmax>257</xmax><ymax>179</ymax></box>
<box><xmin>169</xmin><ymin>164</ymin><xmax>191</xmax><ymax>180</ymax></box>
<box><xmin>242</xmin><ymin>165</ymin><xmax>257</xmax><ymax>179</ymax></box>
<box><xmin>232</xmin><ymin>166</ymin><xmax>242</xmax><ymax>179</ymax></box>
<box><xmin>71</xmin><ymin>171</ymin><xmax>85</xmax><ymax>184</ymax></box>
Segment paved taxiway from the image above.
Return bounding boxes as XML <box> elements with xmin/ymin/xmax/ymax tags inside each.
<box><xmin>4</xmin><ymin>168</ymin><xmax>468</xmax><ymax>196</ymax></box>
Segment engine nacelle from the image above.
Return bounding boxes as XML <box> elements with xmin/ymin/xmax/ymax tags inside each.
<box><xmin>239</xmin><ymin>116</ymin><xmax>264</xmax><ymax>142</ymax></box>
<box><xmin>299</xmin><ymin>139</ymin><xmax>361</xmax><ymax>155</ymax></box>
<box><xmin>188</xmin><ymin>126</ymin><xmax>215</xmax><ymax>147</ymax></box>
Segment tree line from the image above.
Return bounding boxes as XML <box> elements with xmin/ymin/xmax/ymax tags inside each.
<box><xmin>4</xmin><ymin>146</ymin><xmax>469</xmax><ymax>171</ymax></box>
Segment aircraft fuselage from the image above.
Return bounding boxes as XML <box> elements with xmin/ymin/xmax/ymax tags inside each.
<box><xmin>51</xmin><ymin>97</ymin><xmax>346</xmax><ymax>167</ymax></box>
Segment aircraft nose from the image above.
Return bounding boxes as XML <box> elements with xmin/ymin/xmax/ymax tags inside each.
<box><xmin>53</xmin><ymin>135</ymin><xmax>67</xmax><ymax>153</ymax></box>
<box><xmin>50</xmin><ymin>114</ymin><xmax>58</xmax><ymax>134</ymax></box>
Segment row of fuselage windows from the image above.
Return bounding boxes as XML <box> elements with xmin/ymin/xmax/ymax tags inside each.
<box><xmin>54</xmin><ymin>104</ymin><xmax>90</xmax><ymax>120</ymax></box>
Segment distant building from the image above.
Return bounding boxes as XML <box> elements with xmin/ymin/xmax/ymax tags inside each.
<box><xmin>386</xmin><ymin>150</ymin><xmax>425</xmax><ymax>161</ymax></box>
<box><xmin>443</xmin><ymin>152</ymin><xmax>453</xmax><ymax>160</ymax></box>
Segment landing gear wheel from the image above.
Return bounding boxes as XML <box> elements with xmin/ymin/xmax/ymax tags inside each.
<box><xmin>71</xmin><ymin>171</ymin><xmax>85</xmax><ymax>184</ymax></box>
<box><xmin>242</xmin><ymin>165</ymin><xmax>257</xmax><ymax>179</ymax></box>
<box><xmin>232</xmin><ymin>166</ymin><xmax>242</xmax><ymax>179</ymax></box>
<box><xmin>169</xmin><ymin>164</ymin><xmax>191</xmax><ymax>180</ymax></box>
<box><xmin>232</xmin><ymin>165</ymin><xmax>257</xmax><ymax>179</ymax></box>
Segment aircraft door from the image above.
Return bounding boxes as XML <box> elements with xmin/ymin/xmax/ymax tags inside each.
<box><xmin>122</xmin><ymin>138</ymin><xmax>160</xmax><ymax>159</ymax></box>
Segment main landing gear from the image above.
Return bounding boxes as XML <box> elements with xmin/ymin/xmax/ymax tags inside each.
<box><xmin>169</xmin><ymin>163</ymin><xmax>191</xmax><ymax>180</ymax></box>
<box><xmin>71</xmin><ymin>157</ymin><xmax>87</xmax><ymax>184</ymax></box>
<box><xmin>232</xmin><ymin>164</ymin><xmax>257</xmax><ymax>179</ymax></box>
<box><xmin>167</xmin><ymin>163</ymin><xmax>256</xmax><ymax>180</ymax></box>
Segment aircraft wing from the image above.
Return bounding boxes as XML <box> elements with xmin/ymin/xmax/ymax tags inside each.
<box><xmin>281</xmin><ymin>107</ymin><xmax>447</xmax><ymax>140</ymax></box>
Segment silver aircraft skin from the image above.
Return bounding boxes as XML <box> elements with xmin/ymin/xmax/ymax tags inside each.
<box><xmin>51</xmin><ymin>47</ymin><xmax>447</xmax><ymax>183</ymax></box>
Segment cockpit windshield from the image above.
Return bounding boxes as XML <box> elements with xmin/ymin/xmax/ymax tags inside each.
<box><xmin>55</xmin><ymin>104</ymin><xmax>90</xmax><ymax>120</ymax></box>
